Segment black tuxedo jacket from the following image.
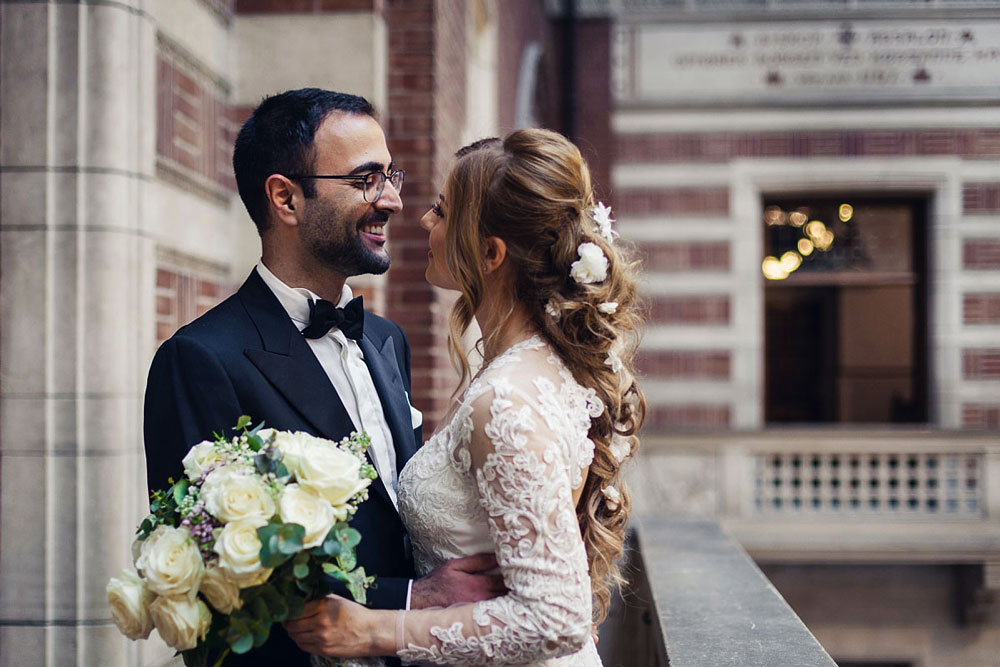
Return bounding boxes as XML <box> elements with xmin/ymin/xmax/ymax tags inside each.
<box><xmin>143</xmin><ymin>268</ymin><xmax>419</xmax><ymax>667</ymax></box>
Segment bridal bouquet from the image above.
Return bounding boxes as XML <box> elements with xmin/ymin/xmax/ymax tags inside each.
<box><xmin>107</xmin><ymin>417</ymin><xmax>377</xmax><ymax>666</ymax></box>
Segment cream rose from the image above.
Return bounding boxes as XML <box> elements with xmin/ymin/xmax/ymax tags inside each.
<box><xmin>296</xmin><ymin>438</ymin><xmax>371</xmax><ymax>511</ymax></box>
<box><xmin>570</xmin><ymin>242</ymin><xmax>608</xmax><ymax>284</ymax></box>
<box><xmin>106</xmin><ymin>570</ymin><xmax>154</xmax><ymax>640</ymax></box>
<box><xmin>268</xmin><ymin>430</ymin><xmax>310</xmax><ymax>477</ymax></box>
<box><xmin>279</xmin><ymin>483</ymin><xmax>336</xmax><ymax>548</ymax></box>
<box><xmin>199</xmin><ymin>564</ymin><xmax>243</xmax><ymax>613</ymax></box>
<box><xmin>181</xmin><ymin>440</ymin><xmax>226</xmax><ymax>480</ymax></box>
<box><xmin>136</xmin><ymin>526</ymin><xmax>204</xmax><ymax>599</ymax></box>
<box><xmin>149</xmin><ymin>595</ymin><xmax>211</xmax><ymax>651</ymax></box>
<box><xmin>214</xmin><ymin>516</ymin><xmax>273</xmax><ymax>588</ymax></box>
<box><xmin>201</xmin><ymin>465</ymin><xmax>276</xmax><ymax>522</ymax></box>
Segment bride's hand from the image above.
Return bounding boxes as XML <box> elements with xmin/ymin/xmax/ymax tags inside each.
<box><xmin>284</xmin><ymin>594</ymin><xmax>395</xmax><ymax>657</ymax></box>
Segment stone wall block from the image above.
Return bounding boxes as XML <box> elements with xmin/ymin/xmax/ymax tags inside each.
<box><xmin>82</xmin><ymin>4</ymin><xmax>140</xmax><ymax>172</ymax></box>
<box><xmin>81</xmin><ymin>230</ymin><xmax>140</xmax><ymax>393</ymax></box>
<box><xmin>0</xmin><ymin>231</ymin><xmax>48</xmax><ymax>393</ymax></box>
<box><xmin>0</xmin><ymin>626</ymin><xmax>46</xmax><ymax>667</ymax></box>
<box><xmin>0</xmin><ymin>4</ymin><xmax>49</xmax><ymax>165</ymax></box>
<box><xmin>0</xmin><ymin>172</ymin><xmax>46</xmax><ymax>228</ymax></box>
<box><xmin>0</xmin><ymin>455</ymin><xmax>50</xmax><ymax>620</ymax></box>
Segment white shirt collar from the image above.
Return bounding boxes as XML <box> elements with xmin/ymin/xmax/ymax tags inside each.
<box><xmin>256</xmin><ymin>260</ymin><xmax>354</xmax><ymax>329</ymax></box>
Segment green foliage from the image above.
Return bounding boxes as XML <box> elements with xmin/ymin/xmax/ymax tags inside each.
<box><xmin>257</xmin><ymin>522</ymin><xmax>305</xmax><ymax>568</ymax></box>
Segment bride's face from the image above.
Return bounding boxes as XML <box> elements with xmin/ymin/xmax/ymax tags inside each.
<box><xmin>419</xmin><ymin>194</ymin><xmax>458</xmax><ymax>290</ymax></box>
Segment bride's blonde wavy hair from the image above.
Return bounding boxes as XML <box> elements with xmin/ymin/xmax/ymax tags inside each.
<box><xmin>441</xmin><ymin>129</ymin><xmax>645</xmax><ymax>623</ymax></box>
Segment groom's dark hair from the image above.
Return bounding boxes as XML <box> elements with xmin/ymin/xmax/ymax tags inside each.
<box><xmin>233</xmin><ymin>88</ymin><xmax>376</xmax><ymax>235</ymax></box>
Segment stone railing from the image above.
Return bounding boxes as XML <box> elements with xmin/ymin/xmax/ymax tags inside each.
<box><xmin>598</xmin><ymin>516</ymin><xmax>838</xmax><ymax>667</ymax></box>
<box><xmin>629</xmin><ymin>430</ymin><xmax>1000</xmax><ymax>565</ymax></box>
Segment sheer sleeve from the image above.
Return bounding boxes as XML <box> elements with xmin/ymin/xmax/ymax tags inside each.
<box><xmin>395</xmin><ymin>372</ymin><xmax>595</xmax><ymax>665</ymax></box>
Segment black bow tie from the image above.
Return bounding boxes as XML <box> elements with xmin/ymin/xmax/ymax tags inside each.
<box><xmin>301</xmin><ymin>296</ymin><xmax>364</xmax><ymax>340</ymax></box>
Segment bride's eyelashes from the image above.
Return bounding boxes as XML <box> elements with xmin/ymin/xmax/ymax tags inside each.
<box><xmin>431</xmin><ymin>202</ymin><xmax>445</xmax><ymax>218</ymax></box>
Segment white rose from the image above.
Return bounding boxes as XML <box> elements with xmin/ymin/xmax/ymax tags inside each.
<box><xmin>149</xmin><ymin>595</ymin><xmax>211</xmax><ymax>651</ymax></box>
<box><xmin>269</xmin><ymin>430</ymin><xmax>310</xmax><ymax>477</ymax></box>
<box><xmin>201</xmin><ymin>465</ymin><xmax>276</xmax><ymax>522</ymax></box>
<box><xmin>602</xmin><ymin>485</ymin><xmax>622</xmax><ymax>512</ymax></box>
<box><xmin>279</xmin><ymin>483</ymin><xmax>336</xmax><ymax>549</ymax></box>
<box><xmin>598</xmin><ymin>301</ymin><xmax>618</xmax><ymax>314</ymax></box>
<box><xmin>182</xmin><ymin>440</ymin><xmax>226</xmax><ymax>480</ymax></box>
<box><xmin>136</xmin><ymin>526</ymin><xmax>204</xmax><ymax>600</ymax></box>
<box><xmin>570</xmin><ymin>242</ymin><xmax>608</xmax><ymax>284</ymax></box>
<box><xmin>296</xmin><ymin>438</ymin><xmax>372</xmax><ymax>511</ymax></box>
<box><xmin>199</xmin><ymin>564</ymin><xmax>243</xmax><ymax>614</ymax></box>
<box><xmin>214</xmin><ymin>516</ymin><xmax>273</xmax><ymax>588</ymax></box>
<box><xmin>106</xmin><ymin>570</ymin><xmax>154</xmax><ymax>640</ymax></box>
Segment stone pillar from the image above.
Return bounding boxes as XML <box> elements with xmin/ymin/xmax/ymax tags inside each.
<box><xmin>0</xmin><ymin>2</ymin><xmax>160</xmax><ymax>665</ymax></box>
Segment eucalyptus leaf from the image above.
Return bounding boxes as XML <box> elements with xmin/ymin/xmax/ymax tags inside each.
<box><xmin>293</xmin><ymin>562</ymin><xmax>309</xmax><ymax>579</ymax></box>
<box><xmin>235</xmin><ymin>415</ymin><xmax>252</xmax><ymax>431</ymax></box>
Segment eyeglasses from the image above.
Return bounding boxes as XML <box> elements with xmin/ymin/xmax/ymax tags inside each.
<box><xmin>287</xmin><ymin>169</ymin><xmax>405</xmax><ymax>203</ymax></box>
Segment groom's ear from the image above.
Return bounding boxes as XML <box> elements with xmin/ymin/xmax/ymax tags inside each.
<box><xmin>482</xmin><ymin>236</ymin><xmax>507</xmax><ymax>275</ymax></box>
<box><xmin>264</xmin><ymin>174</ymin><xmax>302</xmax><ymax>228</ymax></box>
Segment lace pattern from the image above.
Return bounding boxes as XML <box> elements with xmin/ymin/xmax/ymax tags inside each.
<box><xmin>396</xmin><ymin>337</ymin><xmax>603</xmax><ymax>666</ymax></box>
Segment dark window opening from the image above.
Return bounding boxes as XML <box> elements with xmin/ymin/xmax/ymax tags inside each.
<box><xmin>763</xmin><ymin>196</ymin><xmax>928</xmax><ymax>424</ymax></box>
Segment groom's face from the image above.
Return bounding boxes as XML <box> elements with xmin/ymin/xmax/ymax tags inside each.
<box><xmin>298</xmin><ymin>111</ymin><xmax>402</xmax><ymax>276</ymax></box>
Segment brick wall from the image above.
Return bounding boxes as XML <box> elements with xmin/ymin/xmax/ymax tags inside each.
<box><xmin>383</xmin><ymin>0</ymin><xmax>467</xmax><ymax>432</ymax></box>
<box><xmin>155</xmin><ymin>263</ymin><xmax>233</xmax><ymax>345</ymax></box>
<box><xmin>156</xmin><ymin>41</ymin><xmax>239</xmax><ymax>196</ymax></box>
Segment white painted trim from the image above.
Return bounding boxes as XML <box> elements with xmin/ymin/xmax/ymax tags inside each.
<box><xmin>642</xmin><ymin>380</ymin><xmax>735</xmax><ymax>404</ymax></box>
<box><xmin>620</xmin><ymin>219</ymin><xmax>734</xmax><ymax>241</ymax></box>
<box><xmin>643</xmin><ymin>327</ymin><xmax>735</xmax><ymax>349</ymax></box>
<box><xmin>612</xmin><ymin>162</ymin><xmax>733</xmax><ymax>187</ymax></box>
<box><xmin>614</xmin><ymin>107</ymin><xmax>1000</xmax><ymax>133</ymax></box>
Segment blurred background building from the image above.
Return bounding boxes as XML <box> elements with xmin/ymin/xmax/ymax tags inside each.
<box><xmin>0</xmin><ymin>0</ymin><xmax>998</xmax><ymax>665</ymax></box>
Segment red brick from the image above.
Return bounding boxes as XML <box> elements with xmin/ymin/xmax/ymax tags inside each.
<box><xmin>641</xmin><ymin>242</ymin><xmax>730</xmax><ymax>272</ymax></box>
<box><xmin>157</xmin><ymin>321</ymin><xmax>176</xmax><ymax>343</ymax></box>
<box><xmin>962</xmin><ymin>404</ymin><xmax>1000</xmax><ymax>430</ymax></box>
<box><xmin>963</xmin><ymin>239</ymin><xmax>1000</xmax><ymax>269</ymax></box>
<box><xmin>963</xmin><ymin>184</ymin><xmax>1000</xmax><ymax>214</ymax></box>
<box><xmin>615</xmin><ymin>188</ymin><xmax>728</xmax><ymax>217</ymax></box>
<box><xmin>637</xmin><ymin>350</ymin><xmax>730</xmax><ymax>379</ymax></box>
<box><xmin>648</xmin><ymin>295</ymin><xmax>730</xmax><ymax>324</ymax></box>
<box><xmin>644</xmin><ymin>404</ymin><xmax>731</xmax><ymax>430</ymax></box>
<box><xmin>156</xmin><ymin>295</ymin><xmax>174</xmax><ymax>316</ymax></box>
<box><xmin>963</xmin><ymin>293</ymin><xmax>1000</xmax><ymax>325</ymax></box>
<box><xmin>157</xmin><ymin>269</ymin><xmax>176</xmax><ymax>289</ymax></box>
<box><xmin>962</xmin><ymin>349</ymin><xmax>1000</xmax><ymax>380</ymax></box>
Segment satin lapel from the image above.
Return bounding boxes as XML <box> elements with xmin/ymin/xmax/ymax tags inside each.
<box><xmin>359</xmin><ymin>334</ymin><xmax>418</xmax><ymax>469</ymax></box>
<box><xmin>238</xmin><ymin>269</ymin><xmax>354</xmax><ymax>445</ymax></box>
<box><xmin>239</xmin><ymin>270</ymin><xmax>396</xmax><ymax>511</ymax></box>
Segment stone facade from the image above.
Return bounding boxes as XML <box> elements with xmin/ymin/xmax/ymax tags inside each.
<box><xmin>0</xmin><ymin>1</ymin><xmax>541</xmax><ymax>665</ymax></box>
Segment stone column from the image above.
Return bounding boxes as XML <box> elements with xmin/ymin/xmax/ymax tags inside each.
<box><xmin>0</xmin><ymin>1</ymin><xmax>161</xmax><ymax>665</ymax></box>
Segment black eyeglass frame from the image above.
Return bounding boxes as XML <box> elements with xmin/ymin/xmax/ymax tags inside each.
<box><xmin>286</xmin><ymin>169</ymin><xmax>405</xmax><ymax>203</ymax></box>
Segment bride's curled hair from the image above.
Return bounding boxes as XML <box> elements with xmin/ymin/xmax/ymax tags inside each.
<box><xmin>443</xmin><ymin>129</ymin><xmax>646</xmax><ymax>623</ymax></box>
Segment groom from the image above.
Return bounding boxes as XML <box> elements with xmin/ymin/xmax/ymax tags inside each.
<box><xmin>144</xmin><ymin>89</ymin><xmax>500</xmax><ymax>666</ymax></box>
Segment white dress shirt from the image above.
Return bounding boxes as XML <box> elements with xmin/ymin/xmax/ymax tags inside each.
<box><xmin>256</xmin><ymin>261</ymin><xmax>400</xmax><ymax>506</ymax></box>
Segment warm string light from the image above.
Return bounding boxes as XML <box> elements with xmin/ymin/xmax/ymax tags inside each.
<box><xmin>761</xmin><ymin>203</ymin><xmax>851</xmax><ymax>280</ymax></box>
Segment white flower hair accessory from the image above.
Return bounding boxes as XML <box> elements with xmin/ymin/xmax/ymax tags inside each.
<box><xmin>545</xmin><ymin>300</ymin><xmax>561</xmax><ymax>321</ymax></box>
<box><xmin>570</xmin><ymin>242</ymin><xmax>608</xmax><ymax>284</ymax></box>
<box><xmin>602</xmin><ymin>485</ymin><xmax>622</xmax><ymax>511</ymax></box>
<box><xmin>605</xmin><ymin>338</ymin><xmax>625</xmax><ymax>374</ymax></box>
<box><xmin>592</xmin><ymin>202</ymin><xmax>617</xmax><ymax>243</ymax></box>
<box><xmin>599</xmin><ymin>301</ymin><xmax>618</xmax><ymax>314</ymax></box>
<box><xmin>609</xmin><ymin>434</ymin><xmax>631</xmax><ymax>464</ymax></box>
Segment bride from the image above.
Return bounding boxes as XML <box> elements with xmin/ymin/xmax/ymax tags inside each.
<box><xmin>285</xmin><ymin>129</ymin><xmax>645</xmax><ymax>665</ymax></box>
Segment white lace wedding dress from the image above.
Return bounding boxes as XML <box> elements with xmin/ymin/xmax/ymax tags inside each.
<box><xmin>395</xmin><ymin>335</ymin><xmax>605</xmax><ymax>666</ymax></box>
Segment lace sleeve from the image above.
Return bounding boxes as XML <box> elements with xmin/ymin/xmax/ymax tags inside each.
<box><xmin>395</xmin><ymin>375</ymin><xmax>594</xmax><ymax>665</ymax></box>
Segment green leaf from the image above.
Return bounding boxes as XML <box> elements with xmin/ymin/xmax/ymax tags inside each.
<box><xmin>337</xmin><ymin>549</ymin><xmax>357</xmax><ymax>572</ymax></box>
<box><xmin>293</xmin><ymin>562</ymin><xmax>309</xmax><ymax>579</ymax></box>
<box><xmin>257</xmin><ymin>522</ymin><xmax>304</xmax><ymax>568</ymax></box>
<box><xmin>249</xmin><ymin>420</ymin><xmax>266</xmax><ymax>437</ymax></box>
<box><xmin>247</xmin><ymin>434</ymin><xmax>263</xmax><ymax>452</ymax></box>
<box><xmin>256</xmin><ymin>585</ymin><xmax>289</xmax><ymax>623</ymax></box>
<box><xmin>275</xmin><ymin>523</ymin><xmax>304</xmax><ymax>555</ymax></box>
<box><xmin>172</xmin><ymin>479</ymin><xmax>190</xmax><ymax>506</ymax></box>
<box><xmin>337</xmin><ymin>526</ymin><xmax>362</xmax><ymax>549</ymax></box>
<box><xmin>235</xmin><ymin>415</ymin><xmax>252</xmax><ymax>431</ymax></box>
<box><xmin>318</xmin><ymin>530</ymin><xmax>342</xmax><ymax>557</ymax></box>
<box><xmin>227</xmin><ymin>615</ymin><xmax>254</xmax><ymax>654</ymax></box>
<box><xmin>322</xmin><ymin>563</ymin><xmax>349</xmax><ymax>583</ymax></box>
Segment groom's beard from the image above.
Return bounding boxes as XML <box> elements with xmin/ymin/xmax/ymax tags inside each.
<box><xmin>302</xmin><ymin>202</ymin><xmax>391</xmax><ymax>277</ymax></box>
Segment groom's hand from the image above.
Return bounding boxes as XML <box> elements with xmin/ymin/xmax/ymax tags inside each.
<box><xmin>410</xmin><ymin>553</ymin><xmax>507</xmax><ymax>609</ymax></box>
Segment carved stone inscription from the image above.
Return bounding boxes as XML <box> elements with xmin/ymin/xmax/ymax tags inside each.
<box><xmin>615</xmin><ymin>20</ymin><xmax>1000</xmax><ymax>104</ymax></box>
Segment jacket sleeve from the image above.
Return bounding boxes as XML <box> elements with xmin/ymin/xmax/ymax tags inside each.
<box><xmin>143</xmin><ymin>335</ymin><xmax>242</xmax><ymax>494</ymax></box>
